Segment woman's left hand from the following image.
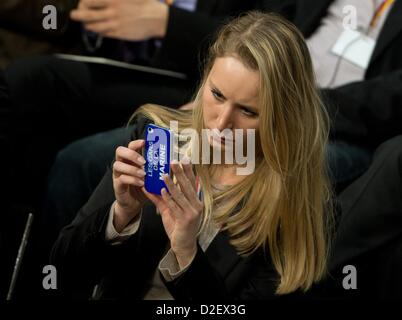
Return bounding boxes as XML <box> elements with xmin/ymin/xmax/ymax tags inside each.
<box><xmin>143</xmin><ymin>159</ymin><xmax>203</xmax><ymax>269</ymax></box>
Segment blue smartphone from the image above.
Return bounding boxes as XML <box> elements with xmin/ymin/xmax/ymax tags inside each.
<box><xmin>144</xmin><ymin>123</ymin><xmax>173</xmax><ymax>195</ymax></box>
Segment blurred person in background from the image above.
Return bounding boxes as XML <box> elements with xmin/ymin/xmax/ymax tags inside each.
<box><xmin>0</xmin><ymin>0</ymin><xmax>80</xmax><ymax>69</ymax></box>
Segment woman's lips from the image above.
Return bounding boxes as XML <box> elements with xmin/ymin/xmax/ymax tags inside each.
<box><xmin>213</xmin><ymin>136</ymin><xmax>224</xmax><ymax>143</ymax></box>
<box><xmin>211</xmin><ymin>133</ymin><xmax>233</xmax><ymax>144</ymax></box>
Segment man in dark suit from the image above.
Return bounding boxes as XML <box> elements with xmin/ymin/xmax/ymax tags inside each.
<box><xmin>283</xmin><ymin>0</ymin><xmax>402</xmax><ymax>148</ymax></box>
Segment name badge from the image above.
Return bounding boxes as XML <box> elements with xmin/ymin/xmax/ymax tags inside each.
<box><xmin>331</xmin><ymin>29</ymin><xmax>376</xmax><ymax>69</ymax></box>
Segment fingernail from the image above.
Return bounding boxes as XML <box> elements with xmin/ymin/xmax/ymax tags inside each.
<box><xmin>139</xmin><ymin>157</ymin><xmax>146</xmax><ymax>164</ymax></box>
<box><xmin>139</xmin><ymin>170</ymin><xmax>146</xmax><ymax>177</ymax></box>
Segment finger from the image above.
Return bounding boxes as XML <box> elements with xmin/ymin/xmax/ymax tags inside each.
<box><xmin>115</xmin><ymin>146</ymin><xmax>146</xmax><ymax>167</ymax></box>
<box><xmin>171</xmin><ymin>161</ymin><xmax>198</xmax><ymax>203</ymax></box>
<box><xmin>163</xmin><ymin>174</ymin><xmax>190</xmax><ymax>212</ymax></box>
<box><xmin>128</xmin><ymin>139</ymin><xmax>145</xmax><ymax>152</ymax></box>
<box><xmin>81</xmin><ymin>0</ymin><xmax>111</xmax><ymax>9</ymax></box>
<box><xmin>161</xmin><ymin>187</ymin><xmax>182</xmax><ymax>215</ymax></box>
<box><xmin>113</xmin><ymin>161</ymin><xmax>146</xmax><ymax>179</ymax></box>
<box><xmin>84</xmin><ymin>20</ymin><xmax>118</xmax><ymax>34</ymax></box>
<box><xmin>103</xmin><ymin>30</ymin><xmax>122</xmax><ymax>40</ymax></box>
<box><xmin>70</xmin><ymin>8</ymin><xmax>114</xmax><ymax>23</ymax></box>
<box><xmin>181</xmin><ymin>160</ymin><xmax>196</xmax><ymax>191</ymax></box>
<box><xmin>115</xmin><ymin>174</ymin><xmax>144</xmax><ymax>190</ymax></box>
<box><xmin>142</xmin><ymin>187</ymin><xmax>164</xmax><ymax>208</ymax></box>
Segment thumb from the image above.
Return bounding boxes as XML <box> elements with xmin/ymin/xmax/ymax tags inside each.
<box><xmin>142</xmin><ymin>187</ymin><xmax>163</xmax><ymax>207</ymax></box>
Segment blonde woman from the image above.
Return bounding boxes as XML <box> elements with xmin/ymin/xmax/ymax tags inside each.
<box><xmin>51</xmin><ymin>11</ymin><xmax>332</xmax><ymax>300</ymax></box>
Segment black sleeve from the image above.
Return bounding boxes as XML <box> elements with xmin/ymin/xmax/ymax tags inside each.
<box><xmin>152</xmin><ymin>7</ymin><xmax>222</xmax><ymax>79</ymax></box>
<box><xmin>50</xmin><ymin>116</ymin><xmax>151</xmax><ymax>298</ymax></box>
<box><xmin>49</xmin><ymin>168</ymin><xmax>131</xmax><ymax>298</ymax></box>
<box><xmin>322</xmin><ymin>70</ymin><xmax>402</xmax><ymax>148</ymax></box>
<box><xmin>152</xmin><ymin>1</ymin><xmax>259</xmax><ymax>80</ymax></box>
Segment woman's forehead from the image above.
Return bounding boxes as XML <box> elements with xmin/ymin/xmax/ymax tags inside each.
<box><xmin>208</xmin><ymin>57</ymin><xmax>259</xmax><ymax>106</ymax></box>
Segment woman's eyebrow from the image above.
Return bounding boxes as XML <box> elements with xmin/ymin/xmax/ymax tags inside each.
<box><xmin>210</xmin><ymin>79</ymin><xmax>259</xmax><ymax>113</ymax></box>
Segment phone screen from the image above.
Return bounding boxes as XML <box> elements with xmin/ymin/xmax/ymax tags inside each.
<box><xmin>144</xmin><ymin>124</ymin><xmax>173</xmax><ymax>195</ymax></box>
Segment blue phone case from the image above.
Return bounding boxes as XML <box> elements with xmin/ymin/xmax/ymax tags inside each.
<box><xmin>144</xmin><ymin>124</ymin><xmax>173</xmax><ymax>195</ymax></box>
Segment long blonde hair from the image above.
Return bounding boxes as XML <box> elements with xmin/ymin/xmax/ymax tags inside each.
<box><xmin>129</xmin><ymin>11</ymin><xmax>332</xmax><ymax>295</ymax></box>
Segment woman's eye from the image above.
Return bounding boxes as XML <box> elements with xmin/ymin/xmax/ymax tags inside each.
<box><xmin>241</xmin><ymin>107</ymin><xmax>258</xmax><ymax>117</ymax></box>
<box><xmin>211</xmin><ymin>89</ymin><xmax>224</xmax><ymax>100</ymax></box>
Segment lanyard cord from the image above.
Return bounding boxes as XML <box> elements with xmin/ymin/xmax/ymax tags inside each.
<box><xmin>370</xmin><ymin>0</ymin><xmax>395</xmax><ymax>29</ymax></box>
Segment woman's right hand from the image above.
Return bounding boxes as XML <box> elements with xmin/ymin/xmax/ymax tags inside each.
<box><xmin>112</xmin><ymin>139</ymin><xmax>147</xmax><ymax>232</ymax></box>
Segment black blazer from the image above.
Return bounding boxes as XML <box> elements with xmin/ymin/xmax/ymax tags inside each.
<box><xmin>50</xmin><ymin>116</ymin><xmax>287</xmax><ymax>300</ymax></box>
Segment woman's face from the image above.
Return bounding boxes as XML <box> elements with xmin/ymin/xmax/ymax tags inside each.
<box><xmin>202</xmin><ymin>56</ymin><xmax>260</xmax><ymax>154</ymax></box>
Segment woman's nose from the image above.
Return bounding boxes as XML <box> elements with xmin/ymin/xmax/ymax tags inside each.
<box><xmin>216</xmin><ymin>104</ymin><xmax>234</xmax><ymax>130</ymax></box>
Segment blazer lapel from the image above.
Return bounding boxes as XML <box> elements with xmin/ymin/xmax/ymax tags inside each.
<box><xmin>369</xmin><ymin>0</ymin><xmax>402</xmax><ymax>65</ymax></box>
<box><xmin>205</xmin><ymin>230</ymin><xmax>242</xmax><ymax>279</ymax></box>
